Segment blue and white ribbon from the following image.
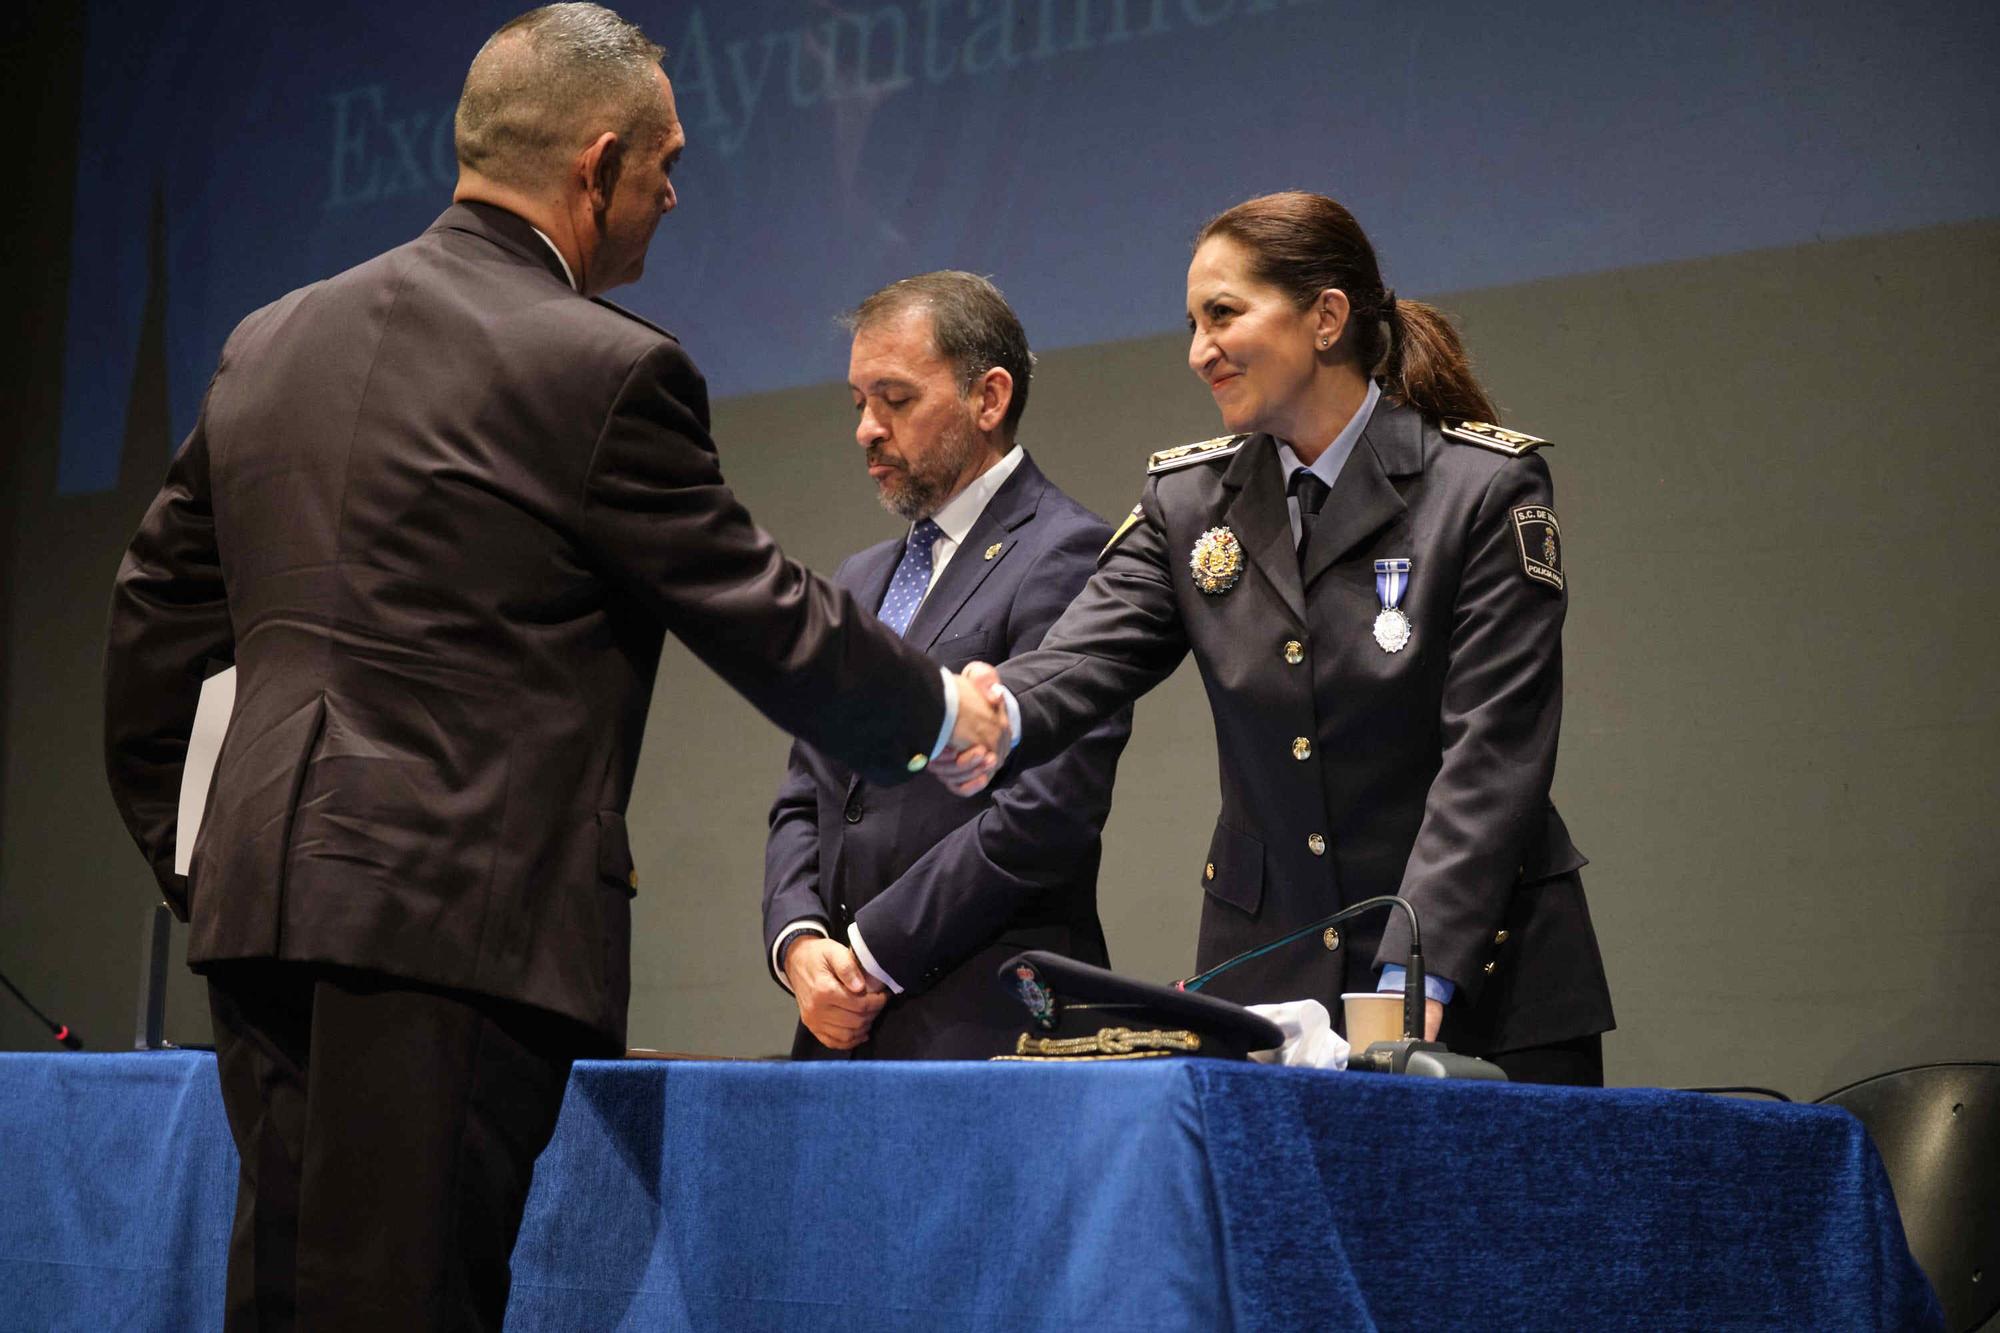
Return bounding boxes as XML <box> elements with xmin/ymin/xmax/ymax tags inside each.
<box><xmin>1374</xmin><ymin>558</ymin><xmax>1411</xmax><ymax>611</ymax></box>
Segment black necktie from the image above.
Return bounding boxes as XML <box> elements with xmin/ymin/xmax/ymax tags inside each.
<box><xmin>1289</xmin><ymin>469</ymin><xmax>1330</xmax><ymax>570</ymax></box>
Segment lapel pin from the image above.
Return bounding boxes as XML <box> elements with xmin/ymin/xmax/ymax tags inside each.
<box><xmin>984</xmin><ymin>542</ymin><xmax>1003</xmax><ymax>560</ymax></box>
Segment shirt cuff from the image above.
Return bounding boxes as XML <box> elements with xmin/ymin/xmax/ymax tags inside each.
<box><xmin>846</xmin><ymin>921</ymin><xmax>903</xmax><ymax>994</ymax></box>
<box><xmin>1379</xmin><ymin>964</ymin><xmax>1455</xmax><ymax>1006</ymax></box>
<box><xmin>998</xmin><ymin>684</ymin><xmax>1021</xmax><ymax>751</ymax></box>
<box><xmin>771</xmin><ymin>919</ymin><xmax>829</xmax><ymax>992</ymax></box>
<box><xmin>930</xmin><ymin>666</ymin><xmax>958</xmax><ymax>759</ymax></box>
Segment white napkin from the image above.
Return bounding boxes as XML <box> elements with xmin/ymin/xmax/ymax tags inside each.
<box><xmin>1244</xmin><ymin>999</ymin><xmax>1349</xmax><ymax>1069</ymax></box>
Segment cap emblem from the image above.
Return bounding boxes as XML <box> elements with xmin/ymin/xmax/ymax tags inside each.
<box><xmin>1012</xmin><ymin>963</ymin><xmax>1060</xmax><ymax>1031</ymax></box>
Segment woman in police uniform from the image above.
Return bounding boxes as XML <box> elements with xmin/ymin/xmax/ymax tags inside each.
<box><xmin>989</xmin><ymin>191</ymin><xmax>1614</xmax><ymax>1085</ymax></box>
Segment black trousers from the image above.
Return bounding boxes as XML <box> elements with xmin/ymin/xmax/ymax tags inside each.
<box><xmin>205</xmin><ymin>961</ymin><xmax>586</xmax><ymax>1332</ymax></box>
<box><xmin>1488</xmin><ymin>1033</ymin><xmax>1605</xmax><ymax>1087</ymax></box>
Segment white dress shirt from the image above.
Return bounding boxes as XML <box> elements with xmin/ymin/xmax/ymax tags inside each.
<box><xmin>528</xmin><ymin>226</ymin><xmax>578</xmax><ymax>292</ymax></box>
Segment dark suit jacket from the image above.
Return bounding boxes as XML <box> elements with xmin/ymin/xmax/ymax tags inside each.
<box><xmin>103</xmin><ymin>202</ymin><xmax>947</xmax><ymax>1048</ymax></box>
<box><xmin>762</xmin><ymin>453</ymin><xmax>1132</xmax><ymax>1059</ymax></box>
<box><xmin>996</xmin><ymin>399</ymin><xmax>1614</xmax><ymax>1055</ymax></box>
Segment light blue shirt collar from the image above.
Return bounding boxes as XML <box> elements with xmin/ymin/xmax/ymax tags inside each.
<box><xmin>1276</xmin><ymin>380</ymin><xmax>1381</xmax><ymax>542</ymax></box>
<box><xmin>1275</xmin><ymin>378</ymin><xmax>1381</xmax><ymax>492</ymax></box>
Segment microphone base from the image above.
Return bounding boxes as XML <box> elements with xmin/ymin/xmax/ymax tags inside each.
<box><xmin>1352</xmin><ymin>1039</ymin><xmax>1509</xmax><ymax>1081</ymax></box>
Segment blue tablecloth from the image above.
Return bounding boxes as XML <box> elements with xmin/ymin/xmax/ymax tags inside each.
<box><xmin>0</xmin><ymin>1052</ymin><xmax>1941</xmax><ymax>1331</ymax></box>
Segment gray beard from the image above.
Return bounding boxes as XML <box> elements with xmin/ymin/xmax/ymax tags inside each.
<box><xmin>876</xmin><ymin>417</ymin><xmax>984</xmax><ymax>522</ymax></box>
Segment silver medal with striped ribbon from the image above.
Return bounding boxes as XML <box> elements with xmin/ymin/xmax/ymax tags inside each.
<box><xmin>1373</xmin><ymin>558</ymin><xmax>1412</xmax><ymax>653</ymax></box>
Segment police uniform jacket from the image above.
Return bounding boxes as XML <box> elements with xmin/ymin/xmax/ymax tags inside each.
<box><xmin>763</xmin><ymin>454</ymin><xmax>1132</xmax><ymax>1059</ymax></box>
<box><xmin>995</xmin><ymin>396</ymin><xmax>1614</xmax><ymax>1055</ymax></box>
<box><xmin>103</xmin><ymin>201</ymin><xmax>949</xmax><ymax>1049</ymax></box>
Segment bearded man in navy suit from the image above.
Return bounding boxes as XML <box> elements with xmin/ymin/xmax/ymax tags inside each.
<box><xmin>762</xmin><ymin>272</ymin><xmax>1133</xmax><ymax>1058</ymax></box>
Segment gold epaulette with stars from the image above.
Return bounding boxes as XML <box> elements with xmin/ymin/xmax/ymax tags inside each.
<box><xmin>1442</xmin><ymin>421</ymin><xmax>1551</xmax><ymax>456</ymax></box>
<box><xmin>1147</xmin><ymin>434</ymin><xmax>1248</xmax><ymax>474</ymax></box>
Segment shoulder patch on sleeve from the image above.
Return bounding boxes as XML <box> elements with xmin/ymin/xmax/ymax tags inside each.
<box><xmin>1511</xmin><ymin>505</ymin><xmax>1565</xmax><ymax>590</ymax></box>
<box><xmin>1101</xmin><ymin>503</ymin><xmax>1145</xmax><ymax>558</ymax></box>
<box><xmin>1444</xmin><ymin>420</ymin><xmax>1549</xmax><ymax>456</ymax></box>
<box><xmin>1148</xmin><ymin>434</ymin><xmax>1247</xmax><ymax>474</ymax></box>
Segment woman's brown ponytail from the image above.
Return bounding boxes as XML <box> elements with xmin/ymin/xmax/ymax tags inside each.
<box><xmin>1380</xmin><ymin>296</ymin><xmax>1495</xmax><ymax>425</ymax></box>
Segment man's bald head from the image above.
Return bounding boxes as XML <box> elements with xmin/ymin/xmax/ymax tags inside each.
<box><xmin>454</xmin><ymin>3</ymin><xmax>669</xmax><ymax>194</ymax></box>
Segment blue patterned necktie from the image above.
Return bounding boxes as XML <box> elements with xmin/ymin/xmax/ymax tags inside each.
<box><xmin>879</xmin><ymin>518</ymin><xmax>944</xmax><ymax>636</ymax></box>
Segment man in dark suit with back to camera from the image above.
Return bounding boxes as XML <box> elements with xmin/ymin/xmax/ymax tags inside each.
<box><xmin>763</xmin><ymin>274</ymin><xmax>1132</xmax><ymax>1059</ymax></box>
<box><xmin>101</xmin><ymin>6</ymin><xmax>1011</xmax><ymax>1329</ymax></box>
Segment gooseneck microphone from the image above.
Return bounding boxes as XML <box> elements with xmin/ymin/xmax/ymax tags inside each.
<box><xmin>1178</xmin><ymin>895</ymin><xmax>1506</xmax><ymax>1080</ymax></box>
<box><xmin>1179</xmin><ymin>893</ymin><xmax>1427</xmax><ymax>1044</ymax></box>
<box><xmin>0</xmin><ymin>967</ymin><xmax>84</xmax><ymax>1050</ymax></box>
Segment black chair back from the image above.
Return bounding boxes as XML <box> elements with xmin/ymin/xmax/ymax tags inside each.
<box><xmin>1818</xmin><ymin>1062</ymin><xmax>1999</xmax><ymax>1332</ymax></box>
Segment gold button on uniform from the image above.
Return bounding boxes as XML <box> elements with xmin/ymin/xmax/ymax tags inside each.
<box><xmin>1483</xmin><ymin>961</ymin><xmax>1498</xmax><ymax>975</ymax></box>
<box><xmin>1291</xmin><ymin>737</ymin><xmax>1312</xmax><ymax>761</ymax></box>
<box><xmin>1322</xmin><ymin>927</ymin><xmax>1341</xmax><ymax>951</ymax></box>
<box><xmin>1204</xmin><ymin>862</ymin><xmax>1216</xmax><ymax>881</ymax></box>
<box><xmin>627</xmin><ymin>869</ymin><xmax>639</xmax><ymax>890</ymax></box>
<box><xmin>1283</xmin><ymin>639</ymin><xmax>1304</xmax><ymax>665</ymax></box>
<box><xmin>1493</xmin><ymin>929</ymin><xmax>1510</xmax><ymax>945</ymax></box>
<box><xmin>906</xmin><ymin>753</ymin><xmax>928</xmax><ymax>772</ymax></box>
<box><xmin>1307</xmin><ymin>833</ymin><xmax>1326</xmax><ymax>856</ymax></box>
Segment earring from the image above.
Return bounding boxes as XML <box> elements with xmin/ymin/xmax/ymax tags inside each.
<box><xmin>1317</xmin><ymin>336</ymin><xmax>1331</xmax><ymax>349</ymax></box>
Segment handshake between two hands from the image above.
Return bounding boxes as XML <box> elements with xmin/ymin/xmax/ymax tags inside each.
<box><xmin>935</xmin><ymin>661</ymin><xmax>1010</xmax><ymax>797</ymax></box>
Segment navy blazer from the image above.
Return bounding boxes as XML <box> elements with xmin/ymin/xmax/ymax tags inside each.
<box><xmin>762</xmin><ymin>453</ymin><xmax>1133</xmax><ymax>1058</ymax></box>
